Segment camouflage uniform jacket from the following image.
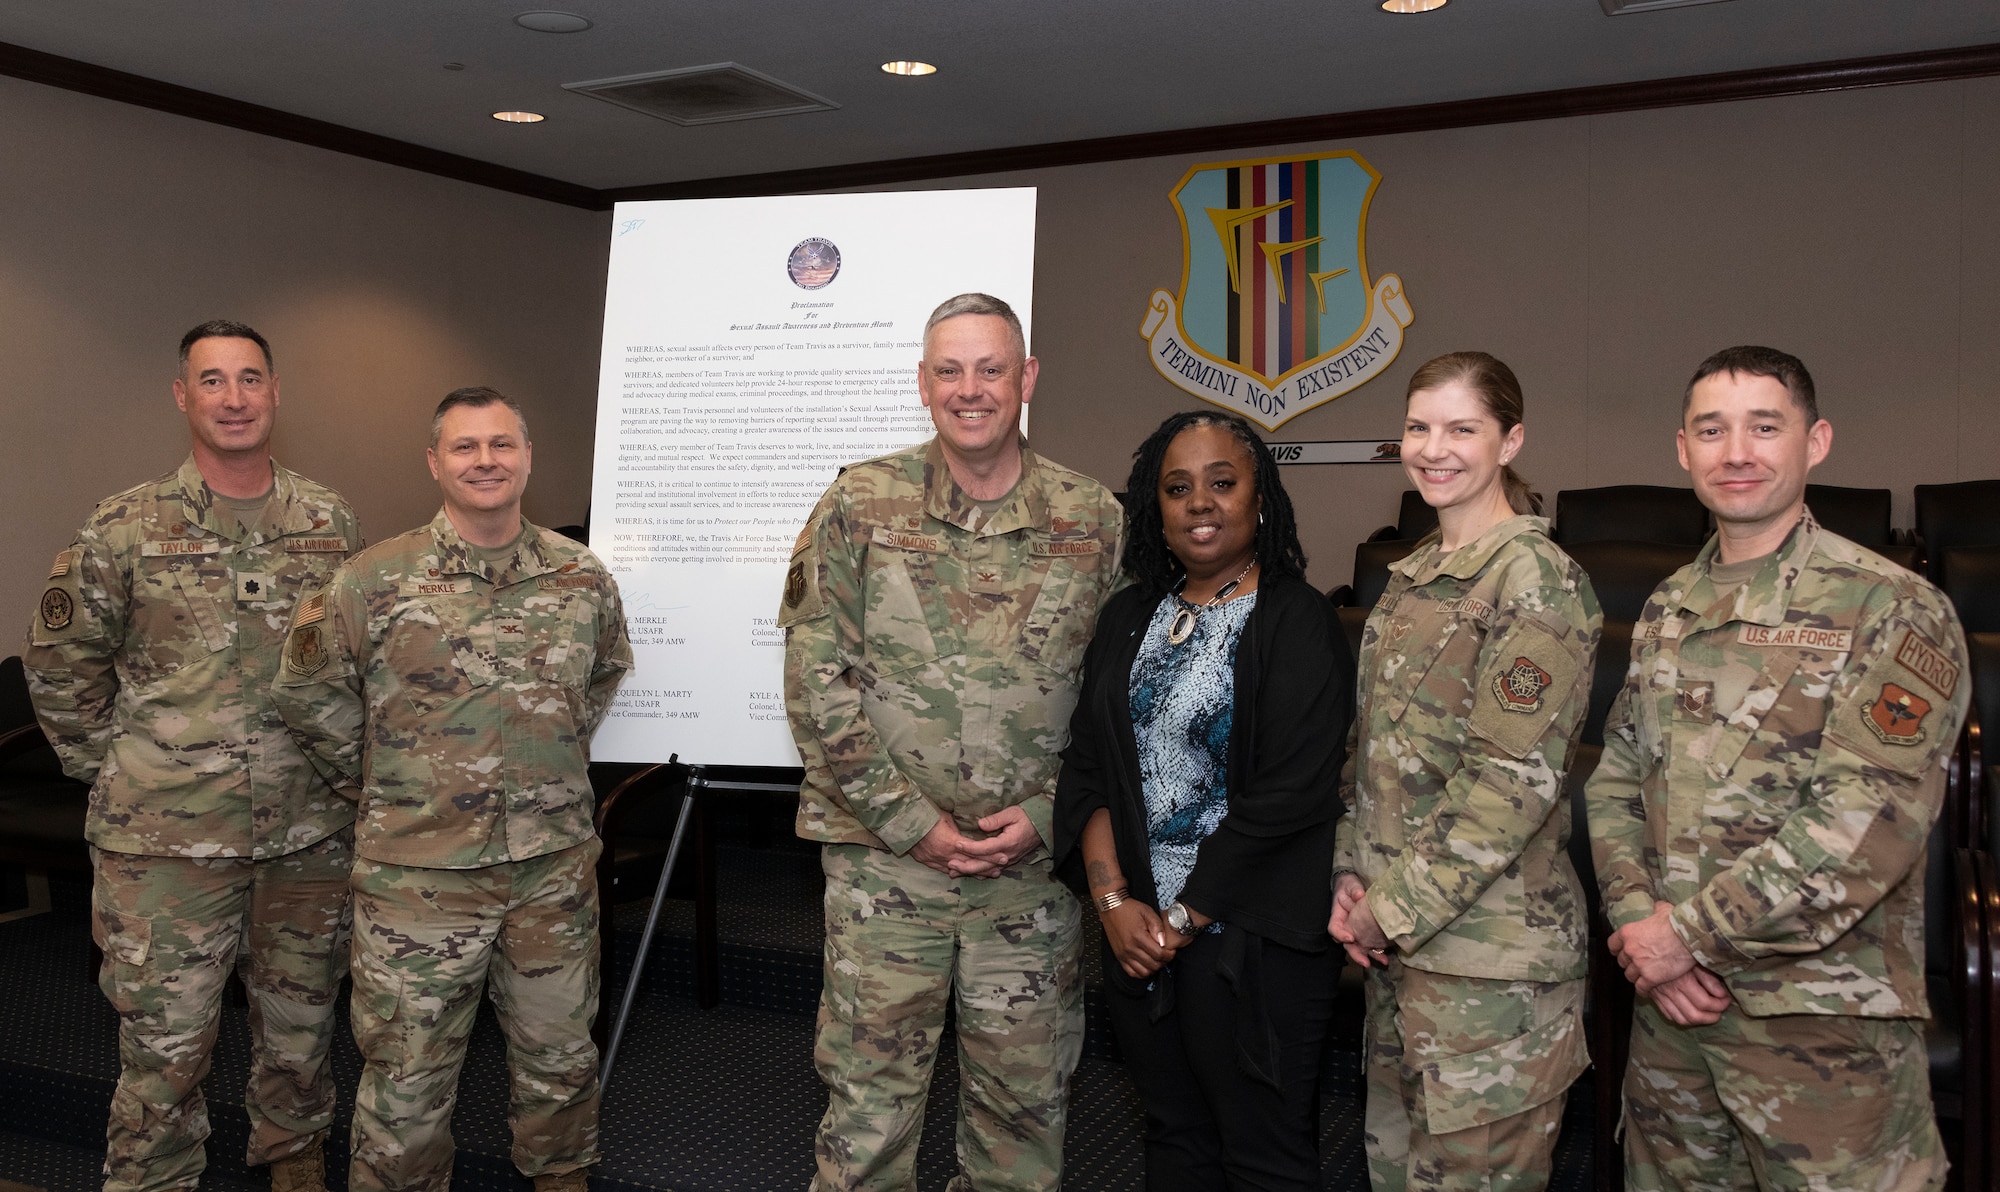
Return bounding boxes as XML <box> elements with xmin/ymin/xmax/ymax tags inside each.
<box><xmin>23</xmin><ymin>456</ymin><xmax>360</xmax><ymax>859</ymax></box>
<box><xmin>1587</xmin><ymin>511</ymin><xmax>1968</xmax><ymax>1018</ymax></box>
<box><xmin>270</xmin><ymin>511</ymin><xmax>633</xmax><ymax>870</ymax></box>
<box><xmin>1333</xmin><ymin>515</ymin><xmax>1601</xmax><ymax>983</ymax></box>
<box><xmin>780</xmin><ymin>439</ymin><xmax>1125</xmax><ymax>855</ymax></box>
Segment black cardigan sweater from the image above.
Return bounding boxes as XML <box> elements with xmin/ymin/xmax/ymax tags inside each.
<box><xmin>1051</xmin><ymin>571</ymin><xmax>1354</xmax><ymax>956</ymax></box>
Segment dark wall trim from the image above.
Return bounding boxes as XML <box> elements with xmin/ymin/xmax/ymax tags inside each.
<box><xmin>0</xmin><ymin>39</ymin><xmax>601</xmax><ymax>210</ymax></box>
<box><xmin>4</xmin><ymin>36</ymin><xmax>1997</xmax><ymax>212</ymax></box>
<box><xmin>603</xmin><ymin>40</ymin><xmax>2000</xmax><ymax>203</ymax></box>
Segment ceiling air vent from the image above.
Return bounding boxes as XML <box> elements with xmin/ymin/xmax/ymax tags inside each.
<box><xmin>563</xmin><ymin>63</ymin><xmax>838</xmax><ymax>126</ymax></box>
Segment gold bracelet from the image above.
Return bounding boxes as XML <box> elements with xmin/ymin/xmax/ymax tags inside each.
<box><xmin>1094</xmin><ymin>887</ymin><xmax>1130</xmax><ymax>914</ymax></box>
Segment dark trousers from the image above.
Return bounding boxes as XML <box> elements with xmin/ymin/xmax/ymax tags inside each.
<box><xmin>1102</xmin><ymin>928</ymin><xmax>1338</xmax><ymax>1192</ymax></box>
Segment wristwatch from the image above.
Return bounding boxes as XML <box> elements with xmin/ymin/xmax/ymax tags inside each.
<box><xmin>1164</xmin><ymin>901</ymin><xmax>1195</xmax><ymax>938</ymax></box>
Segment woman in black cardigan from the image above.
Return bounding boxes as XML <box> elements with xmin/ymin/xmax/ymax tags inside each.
<box><xmin>1053</xmin><ymin>410</ymin><xmax>1353</xmax><ymax>1191</ymax></box>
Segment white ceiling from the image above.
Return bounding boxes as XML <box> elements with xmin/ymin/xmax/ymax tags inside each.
<box><xmin>2</xmin><ymin>0</ymin><xmax>1996</xmax><ymax>191</ymax></box>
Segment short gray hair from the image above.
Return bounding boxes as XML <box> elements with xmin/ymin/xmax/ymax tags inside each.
<box><xmin>922</xmin><ymin>293</ymin><xmax>1026</xmax><ymax>360</ymax></box>
<box><xmin>431</xmin><ymin>386</ymin><xmax>530</xmax><ymax>448</ymax></box>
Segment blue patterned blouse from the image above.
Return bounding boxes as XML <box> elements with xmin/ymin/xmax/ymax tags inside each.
<box><xmin>1128</xmin><ymin>589</ymin><xmax>1258</xmax><ymax>920</ymax></box>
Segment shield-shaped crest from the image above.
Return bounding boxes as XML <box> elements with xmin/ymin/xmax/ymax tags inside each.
<box><xmin>1864</xmin><ymin>682</ymin><xmax>1931</xmax><ymax>745</ymax></box>
<box><xmin>1141</xmin><ymin>151</ymin><xmax>1414</xmax><ymax>430</ymax></box>
<box><xmin>1493</xmin><ymin>656</ymin><xmax>1553</xmax><ymax>714</ymax></box>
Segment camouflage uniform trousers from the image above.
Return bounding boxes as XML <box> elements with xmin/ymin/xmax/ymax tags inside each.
<box><xmin>1362</xmin><ymin>961</ymin><xmax>1586</xmax><ymax>1192</ymax></box>
<box><xmin>347</xmin><ymin>838</ymin><xmax>602</xmax><ymax>1192</ymax></box>
<box><xmin>90</xmin><ymin>830</ymin><xmax>354</xmax><ymax>1192</ymax></box>
<box><xmin>1623</xmin><ymin>1002</ymin><xmax>1944</xmax><ymax>1192</ymax></box>
<box><xmin>814</xmin><ymin>842</ymin><xmax>1083</xmax><ymax>1192</ymax></box>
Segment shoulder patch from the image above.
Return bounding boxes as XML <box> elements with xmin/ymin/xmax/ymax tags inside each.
<box><xmin>47</xmin><ymin>549</ymin><xmax>74</xmax><ymax>579</ymax></box>
<box><xmin>293</xmin><ymin>592</ymin><xmax>326</xmax><ymax>629</ymax></box>
<box><xmin>39</xmin><ymin>586</ymin><xmax>74</xmax><ymax>631</ymax></box>
<box><xmin>1470</xmin><ymin>619</ymin><xmax>1583</xmax><ymax>760</ymax></box>
<box><xmin>287</xmin><ymin>624</ymin><xmax>329</xmax><ymax>676</ymax></box>
<box><xmin>1825</xmin><ymin>623</ymin><xmax>1964</xmax><ymax>778</ymax></box>
<box><xmin>1492</xmin><ymin>657</ymin><xmax>1554</xmax><ymax>714</ymax></box>
<box><xmin>777</xmin><ymin>515</ymin><xmax>828</xmax><ymax>628</ymax></box>
<box><xmin>1893</xmin><ymin>629</ymin><xmax>1959</xmax><ymax>700</ymax></box>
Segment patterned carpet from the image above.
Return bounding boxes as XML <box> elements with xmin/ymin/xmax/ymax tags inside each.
<box><xmin>0</xmin><ymin>820</ymin><xmax>1593</xmax><ymax>1191</ymax></box>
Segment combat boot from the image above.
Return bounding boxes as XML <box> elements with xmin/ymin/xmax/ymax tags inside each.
<box><xmin>534</xmin><ymin>1171</ymin><xmax>589</xmax><ymax>1192</ymax></box>
<box><xmin>268</xmin><ymin>1135</ymin><xmax>327</xmax><ymax>1192</ymax></box>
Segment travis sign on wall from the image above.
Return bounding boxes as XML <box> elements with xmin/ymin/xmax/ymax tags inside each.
<box><xmin>1140</xmin><ymin>151</ymin><xmax>1413</xmax><ymax>431</ymax></box>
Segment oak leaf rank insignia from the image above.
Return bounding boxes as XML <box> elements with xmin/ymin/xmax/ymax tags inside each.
<box><xmin>1493</xmin><ymin>656</ymin><xmax>1553</xmax><ymax>714</ymax></box>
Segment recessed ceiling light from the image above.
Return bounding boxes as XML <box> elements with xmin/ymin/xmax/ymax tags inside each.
<box><xmin>1380</xmin><ymin>0</ymin><xmax>1447</xmax><ymax>10</ymax></box>
<box><xmin>492</xmin><ymin>111</ymin><xmax>546</xmax><ymax>123</ymax></box>
<box><xmin>515</xmin><ymin>11</ymin><xmax>592</xmax><ymax>33</ymax></box>
<box><xmin>880</xmin><ymin>61</ymin><xmax>937</xmax><ymax>76</ymax></box>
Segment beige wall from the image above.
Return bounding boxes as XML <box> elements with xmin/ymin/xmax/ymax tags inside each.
<box><xmin>5</xmin><ymin>69</ymin><xmax>1997</xmax><ymax>626</ymax></box>
<box><xmin>0</xmin><ymin>73</ymin><xmax>610</xmax><ymax>632</ymax></box>
<box><xmin>930</xmin><ymin>75</ymin><xmax>2000</xmax><ymax>591</ymax></box>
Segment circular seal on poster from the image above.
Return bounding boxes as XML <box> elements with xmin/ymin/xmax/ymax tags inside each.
<box><xmin>787</xmin><ymin>238</ymin><xmax>841</xmax><ymax>290</ymax></box>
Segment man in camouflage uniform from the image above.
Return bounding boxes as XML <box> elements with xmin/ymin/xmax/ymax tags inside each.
<box><xmin>1588</xmin><ymin>346</ymin><xmax>1968</xmax><ymax>1192</ymax></box>
<box><xmin>781</xmin><ymin>293</ymin><xmax>1125</xmax><ymax>1191</ymax></box>
<box><xmin>24</xmin><ymin>320</ymin><xmax>361</xmax><ymax>1192</ymax></box>
<box><xmin>269</xmin><ymin>387</ymin><xmax>631</xmax><ymax>1192</ymax></box>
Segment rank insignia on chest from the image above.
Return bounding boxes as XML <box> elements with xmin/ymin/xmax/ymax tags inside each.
<box><xmin>1493</xmin><ymin>656</ymin><xmax>1553</xmax><ymax>714</ymax></box>
<box><xmin>1863</xmin><ymin>682</ymin><xmax>1930</xmax><ymax>746</ymax></box>
<box><xmin>289</xmin><ymin>624</ymin><xmax>329</xmax><ymax>676</ymax></box>
<box><xmin>497</xmin><ymin>620</ymin><xmax>526</xmax><ymax>640</ymax></box>
<box><xmin>39</xmin><ymin>587</ymin><xmax>74</xmax><ymax>630</ymax></box>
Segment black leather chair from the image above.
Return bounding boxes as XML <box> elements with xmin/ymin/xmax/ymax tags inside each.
<box><xmin>1941</xmin><ymin>548</ymin><xmax>2000</xmax><ymax>634</ymax></box>
<box><xmin>1925</xmin><ymin>792</ymin><xmax>1988</xmax><ymax>1189</ymax></box>
<box><xmin>1804</xmin><ymin>485</ymin><xmax>1895</xmax><ymax>546</ymax></box>
<box><xmin>1554</xmin><ymin>614</ymin><xmax>1650</xmax><ymax>1188</ymax></box>
<box><xmin>1552</xmin><ymin>485</ymin><xmax>1709</xmax><ymax>546</ymax></box>
<box><xmin>1916</xmin><ymin>480</ymin><xmax>2000</xmax><ymax>585</ymax></box>
<box><xmin>1364</xmin><ymin>490</ymin><xmax>1438</xmax><ymax>544</ymax></box>
<box><xmin>1956</xmin><ymin>633</ymin><xmax>2000</xmax><ymax>861</ymax></box>
<box><xmin>1352</xmin><ymin>538</ymin><xmax>1422</xmax><ymax>610</ymax></box>
<box><xmin>1563</xmin><ymin>542</ymin><xmax>1700</xmax><ymax>624</ymax></box>
<box><xmin>0</xmin><ymin>656</ymin><xmax>90</xmax><ymax>876</ymax></box>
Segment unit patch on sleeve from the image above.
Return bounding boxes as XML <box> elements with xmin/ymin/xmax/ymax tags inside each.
<box><xmin>1493</xmin><ymin>656</ymin><xmax>1554</xmax><ymax>714</ymax></box>
<box><xmin>288</xmin><ymin>624</ymin><xmax>329</xmax><ymax>676</ymax></box>
<box><xmin>39</xmin><ymin>587</ymin><xmax>74</xmax><ymax>631</ymax></box>
<box><xmin>1862</xmin><ymin>682</ymin><xmax>1932</xmax><ymax>747</ymax></box>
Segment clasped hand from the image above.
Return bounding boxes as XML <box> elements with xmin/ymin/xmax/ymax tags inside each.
<box><xmin>908</xmin><ymin>806</ymin><xmax>1041</xmax><ymax>879</ymax></box>
<box><xmin>1327</xmin><ymin>873</ymin><xmax>1392</xmax><ymax>968</ymax></box>
<box><xmin>1606</xmin><ymin>901</ymin><xmax>1732</xmax><ymax>1026</ymax></box>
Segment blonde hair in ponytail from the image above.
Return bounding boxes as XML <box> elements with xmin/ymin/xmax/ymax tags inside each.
<box><xmin>1404</xmin><ymin>351</ymin><xmax>1540</xmax><ymax>516</ymax></box>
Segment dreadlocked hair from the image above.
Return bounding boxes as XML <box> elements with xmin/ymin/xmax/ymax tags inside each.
<box><xmin>1121</xmin><ymin>409</ymin><xmax>1309</xmax><ymax>597</ymax></box>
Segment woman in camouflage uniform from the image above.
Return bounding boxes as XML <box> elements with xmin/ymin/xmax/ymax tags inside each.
<box><xmin>1329</xmin><ymin>352</ymin><xmax>1601</xmax><ymax>1192</ymax></box>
